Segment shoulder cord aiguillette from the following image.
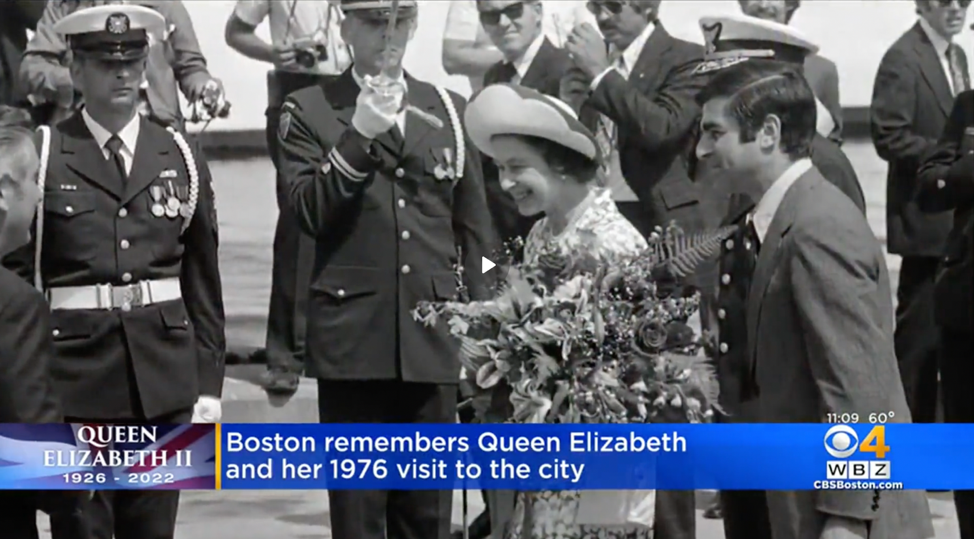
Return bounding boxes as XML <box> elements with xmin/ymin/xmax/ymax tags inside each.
<box><xmin>434</xmin><ymin>86</ymin><xmax>464</xmax><ymax>181</ymax></box>
<box><xmin>167</xmin><ymin>126</ymin><xmax>200</xmax><ymax>234</ymax></box>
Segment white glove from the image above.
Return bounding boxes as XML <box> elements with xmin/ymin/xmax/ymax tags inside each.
<box><xmin>191</xmin><ymin>396</ymin><xmax>222</xmax><ymax>423</ymax></box>
<box><xmin>352</xmin><ymin>75</ymin><xmax>403</xmax><ymax>139</ymax></box>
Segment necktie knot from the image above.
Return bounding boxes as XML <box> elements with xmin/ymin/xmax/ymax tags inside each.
<box><xmin>105</xmin><ymin>135</ymin><xmax>123</xmax><ymax>155</ymax></box>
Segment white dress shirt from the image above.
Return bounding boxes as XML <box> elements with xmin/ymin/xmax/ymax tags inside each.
<box><xmin>509</xmin><ymin>33</ymin><xmax>546</xmax><ymax>84</ymax></box>
<box><xmin>751</xmin><ymin>158</ymin><xmax>813</xmax><ymax>243</ymax></box>
<box><xmin>352</xmin><ymin>68</ymin><xmax>407</xmax><ymax>136</ymax></box>
<box><xmin>82</xmin><ymin>109</ymin><xmax>140</xmax><ymax>175</ymax></box>
<box><xmin>918</xmin><ymin>16</ymin><xmax>958</xmax><ymax>95</ymax></box>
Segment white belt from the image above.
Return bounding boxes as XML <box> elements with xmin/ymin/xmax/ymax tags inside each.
<box><xmin>47</xmin><ymin>278</ymin><xmax>182</xmax><ymax>311</ymax></box>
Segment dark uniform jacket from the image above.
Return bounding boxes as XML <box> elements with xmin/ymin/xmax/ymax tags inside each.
<box><xmin>712</xmin><ymin>139</ymin><xmax>866</xmax><ymax>417</ymax></box>
<box><xmin>279</xmin><ymin>68</ymin><xmax>496</xmax><ymax>385</ymax></box>
<box><xmin>586</xmin><ymin>23</ymin><xmax>709</xmax><ymax>233</ymax></box>
<box><xmin>871</xmin><ymin>23</ymin><xmax>971</xmax><ymax>257</ymax></box>
<box><xmin>2</xmin><ymin>113</ymin><xmax>225</xmax><ymax>420</ymax></box>
<box><xmin>916</xmin><ymin>89</ymin><xmax>974</xmax><ymax>332</ymax></box>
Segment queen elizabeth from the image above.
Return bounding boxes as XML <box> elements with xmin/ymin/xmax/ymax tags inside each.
<box><xmin>464</xmin><ymin>83</ymin><xmax>654</xmax><ymax>538</ymax></box>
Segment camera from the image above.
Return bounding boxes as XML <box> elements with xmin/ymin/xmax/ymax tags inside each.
<box><xmin>292</xmin><ymin>37</ymin><xmax>329</xmax><ymax>70</ymax></box>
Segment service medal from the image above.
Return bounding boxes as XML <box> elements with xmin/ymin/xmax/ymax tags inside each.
<box><xmin>433</xmin><ymin>165</ymin><xmax>447</xmax><ymax>181</ymax></box>
<box><xmin>149</xmin><ymin>185</ymin><xmax>165</xmax><ymax>218</ymax></box>
<box><xmin>165</xmin><ymin>197</ymin><xmax>181</xmax><ymax>218</ymax></box>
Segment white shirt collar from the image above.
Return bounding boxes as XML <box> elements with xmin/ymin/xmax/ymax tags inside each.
<box><xmin>510</xmin><ymin>33</ymin><xmax>546</xmax><ymax>80</ymax></box>
<box><xmin>751</xmin><ymin>158</ymin><xmax>813</xmax><ymax>242</ymax></box>
<box><xmin>615</xmin><ymin>21</ymin><xmax>656</xmax><ymax>75</ymax></box>
<box><xmin>81</xmin><ymin>109</ymin><xmax>140</xmax><ymax>156</ymax></box>
<box><xmin>351</xmin><ymin>66</ymin><xmax>407</xmax><ymax>93</ymax></box>
<box><xmin>918</xmin><ymin>17</ymin><xmax>951</xmax><ymax>58</ymax></box>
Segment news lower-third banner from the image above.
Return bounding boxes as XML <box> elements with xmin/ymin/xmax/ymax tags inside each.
<box><xmin>1</xmin><ymin>423</ymin><xmax>972</xmax><ymax>490</ymax></box>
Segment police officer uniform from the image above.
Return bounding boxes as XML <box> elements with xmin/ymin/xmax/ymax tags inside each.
<box><xmin>276</xmin><ymin>1</ymin><xmax>495</xmax><ymax>538</ymax></box>
<box><xmin>690</xmin><ymin>15</ymin><xmax>868</xmax><ymax>539</ymax></box>
<box><xmin>4</xmin><ymin>6</ymin><xmax>225</xmax><ymax>538</ymax></box>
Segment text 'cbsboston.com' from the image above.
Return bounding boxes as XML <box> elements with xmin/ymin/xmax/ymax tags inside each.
<box><xmin>817</xmin><ymin>425</ymin><xmax>904</xmax><ymax>490</ymax></box>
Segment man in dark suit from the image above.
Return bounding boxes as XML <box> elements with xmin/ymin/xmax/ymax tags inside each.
<box><xmin>561</xmin><ymin>0</ymin><xmax>706</xmax><ymax>239</ymax></box>
<box><xmin>871</xmin><ymin>0</ymin><xmax>970</xmax><ymax>426</ymax></box>
<box><xmin>698</xmin><ymin>59</ymin><xmax>935</xmax><ymax>539</ymax></box>
<box><xmin>916</xmin><ymin>88</ymin><xmax>974</xmax><ymax>539</ymax></box>
<box><xmin>736</xmin><ymin>0</ymin><xmax>843</xmax><ymax>143</ymax></box>
<box><xmin>688</xmin><ymin>13</ymin><xmax>867</xmax><ymax>535</ymax></box>
<box><xmin>2</xmin><ymin>6</ymin><xmax>226</xmax><ymax>538</ymax></box>
<box><xmin>278</xmin><ymin>1</ymin><xmax>495</xmax><ymax>538</ymax></box>
<box><xmin>476</xmin><ymin>0</ymin><xmax>580</xmax><ymax>254</ymax></box>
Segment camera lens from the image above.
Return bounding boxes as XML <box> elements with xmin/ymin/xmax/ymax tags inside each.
<box><xmin>294</xmin><ymin>49</ymin><xmax>317</xmax><ymax>69</ymax></box>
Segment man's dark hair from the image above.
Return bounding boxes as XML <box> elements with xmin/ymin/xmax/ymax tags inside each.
<box><xmin>696</xmin><ymin>60</ymin><xmax>816</xmax><ymax>160</ymax></box>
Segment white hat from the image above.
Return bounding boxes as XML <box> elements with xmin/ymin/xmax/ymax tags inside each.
<box><xmin>54</xmin><ymin>5</ymin><xmax>165</xmax><ymax>61</ymax></box>
<box><xmin>464</xmin><ymin>84</ymin><xmax>601</xmax><ymax>163</ymax></box>
<box><xmin>699</xmin><ymin>13</ymin><xmax>818</xmax><ymax>60</ymax></box>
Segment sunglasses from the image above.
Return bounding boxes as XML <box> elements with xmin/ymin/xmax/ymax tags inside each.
<box><xmin>479</xmin><ymin>2</ymin><xmax>528</xmax><ymax>26</ymax></box>
<box><xmin>934</xmin><ymin>0</ymin><xmax>972</xmax><ymax>7</ymax></box>
<box><xmin>586</xmin><ymin>1</ymin><xmax>627</xmax><ymax>17</ymax></box>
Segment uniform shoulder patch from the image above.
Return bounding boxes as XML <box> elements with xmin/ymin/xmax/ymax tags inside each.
<box><xmin>279</xmin><ymin>111</ymin><xmax>292</xmax><ymax>141</ymax></box>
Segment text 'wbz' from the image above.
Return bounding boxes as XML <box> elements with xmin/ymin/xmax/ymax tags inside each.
<box><xmin>223</xmin><ymin>430</ymin><xmax>686</xmax><ymax>484</ymax></box>
<box><xmin>44</xmin><ymin>426</ymin><xmax>191</xmax><ymax>468</ymax></box>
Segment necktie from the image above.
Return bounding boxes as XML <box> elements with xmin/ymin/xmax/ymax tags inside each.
<box><xmin>948</xmin><ymin>45</ymin><xmax>970</xmax><ymax>95</ymax></box>
<box><xmin>495</xmin><ymin>62</ymin><xmax>518</xmax><ymax>84</ymax></box>
<box><xmin>745</xmin><ymin>219</ymin><xmax>761</xmax><ymax>255</ymax></box>
<box><xmin>105</xmin><ymin>135</ymin><xmax>127</xmax><ymax>183</ymax></box>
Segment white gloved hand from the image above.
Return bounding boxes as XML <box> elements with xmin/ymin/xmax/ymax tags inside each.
<box><xmin>191</xmin><ymin>396</ymin><xmax>222</xmax><ymax>423</ymax></box>
<box><xmin>352</xmin><ymin>75</ymin><xmax>403</xmax><ymax>139</ymax></box>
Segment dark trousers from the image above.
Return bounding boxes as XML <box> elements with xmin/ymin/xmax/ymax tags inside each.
<box><xmin>263</xmin><ymin>71</ymin><xmax>324</xmax><ymax>373</ymax></box>
<box><xmin>51</xmin><ymin>408</ymin><xmax>192</xmax><ymax>539</ymax></box>
<box><xmin>318</xmin><ymin>380</ymin><xmax>457</xmax><ymax>539</ymax></box>
<box><xmin>895</xmin><ymin>256</ymin><xmax>942</xmax><ymax>423</ymax></box>
<box><xmin>720</xmin><ymin>490</ymin><xmax>773</xmax><ymax>539</ymax></box>
<box><xmin>940</xmin><ymin>328</ymin><xmax>974</xmax><ymax>539</ymax></box>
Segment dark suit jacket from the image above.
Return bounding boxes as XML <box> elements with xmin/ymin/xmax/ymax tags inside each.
<box><xmin>481</xmin><ymin>37</ymin><xmax>577</xmax><ymax>251</ymax></box>
<box><xmin>805</xmin><ymin>53</ymin><xmax>842</xmax><ymax>142</ymax></box>
<box><xmin>871</xmin><ymin>22</ymin><xmax>970</xmax><ymax>257</ymax></box>
<box><xmin>0</xmin><ymin>0</ymin><xmax>44</xmax><ymax>106</ymax></box>
<box><xmin>2</xmin><ymin>114</ymin><xmax>226</xmax><ymax>420</ymax></box>
<box><xmin>0</xmin><ymin>266</ymin><xmax>60</xmax><ymax>423</ymax></box>
<box><xmin>586</xmin><ymin>23</ymin><xmax>707</xmax><ymax>232</ymax></box>
<box><xmin>916</xmin><ymin>89</ymin><xmax>974</xmax><ymax>332</ymax></box>
<box><xmin>281</xmin><ymin>68</ymin><xmax>495</xmax><ymax>384</ymax></box>
<box><xmin>746</xmin><ymin>167</ymin><xmax>933</xmax><ymax>539</ymax></box>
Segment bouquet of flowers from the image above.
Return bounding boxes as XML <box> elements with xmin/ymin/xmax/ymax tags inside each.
<box><xmin>412</xmin><ymin>225</ymin><xmax>735</xmax><ymax>425</ymax></box>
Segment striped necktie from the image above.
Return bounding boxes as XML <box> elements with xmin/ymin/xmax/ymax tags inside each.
<box><xmin>948</xmin><ymin>45</ymin><xmax>970</xmax><ymax>95</ymax></box>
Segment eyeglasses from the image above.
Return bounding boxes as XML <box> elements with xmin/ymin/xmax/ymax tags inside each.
<box><xmin>479</xmin><ymin>2</ymin><xmax>527</xmax><ymax>26</ymax></box>
<box><xmin>586</xmin><ymin>1</ymin><xmax>627</xmax><ymax>17</ymax></box>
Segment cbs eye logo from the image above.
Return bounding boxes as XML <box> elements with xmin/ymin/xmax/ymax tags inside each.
<box><xmin>824</xmin><ymin>425</ymin><xmax>889</xmax><ymax>459</ymax></box>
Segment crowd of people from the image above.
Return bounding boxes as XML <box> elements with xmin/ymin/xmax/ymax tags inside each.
<box><xmin>0</xmin><ymin>1</ymin><xmax>971</xmax><ymax>539</ymax></box>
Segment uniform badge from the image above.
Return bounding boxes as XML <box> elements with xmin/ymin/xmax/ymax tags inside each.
<box><xmin>106</xmin><ymin>13</ymin><xmax>130</xmax><ymax>35</ymax></box>
<box><xmin>59</xmin><ymin>184</ymin><xmax>78</xmax><ymax>191</ymax></box>
<box><xmin>279</xmin><ymin>112</ymin><xmax>292</xmax><ymax>141</ymax></box>
<box><xmin>164</xmin><ymin>180</ymin><xmax>181</xmax><ymax>219</ymax></box>
<box><xmin>150</xmin><ymin>185</ymin><xmax>166</xmax><ymax>218</ymax></box>
<box><xmin>159</xmin><ymin>169</ymin><xmax>177</xmax><ymax>179</ymax></box>
<box><xmin>433</xmin><ymin>147</ymin><xmax>456</xmax><ymax>182</ymax></box>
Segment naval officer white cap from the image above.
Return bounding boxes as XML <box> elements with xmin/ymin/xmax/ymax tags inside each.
<box><xmin>54</xmin><ymin>4</ymin><xmax>166</xmax><ymax>62</ymax></box>
<box><xmin>694</xmin><ymin>13</ymin><xmax>819</xmax><ymax>74</ymax></box>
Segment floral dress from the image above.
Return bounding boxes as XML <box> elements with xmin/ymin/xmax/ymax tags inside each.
<box><xmin>507</xmin><ymin>188</ymin><xmax>654</xmax><ymax>539</ymax></box>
